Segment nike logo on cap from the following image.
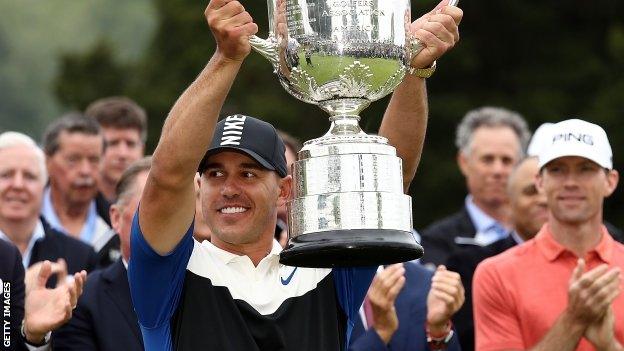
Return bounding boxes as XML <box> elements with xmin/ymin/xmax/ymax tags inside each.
<box><xmin>220</xmin><ymin>115</ymin><xmax>246</xmax><ymax>146</ymax></box>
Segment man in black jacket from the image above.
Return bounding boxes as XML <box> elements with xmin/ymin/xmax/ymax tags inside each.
<box><xmin>445</xmin><ymin>156</ymin><xmax>547</xmax><ymax>351</ymax></box>
<box><xmin>0</xmin><ymin>131</ymin><xmax>96</xmax><ymax>290</ymax></box>
<box><xmin>1</xmin><ymin>239</ymin><xmax>87</xmax><ymax>350</ymax></box>
<box><xmin>420</xmin><ymin>107</ymin><xmax>531</xmax><ymax>266</ymax></box>
<box><xmin>53</xmin><ymin>157</ymin><xmax>151</xmax><ymax>351</ymax></box>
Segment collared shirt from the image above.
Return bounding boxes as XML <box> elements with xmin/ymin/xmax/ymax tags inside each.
<box><xmin>509</xmin><ymin>230</ymin><xmax>525</xmax><ymax>245</ymax></box>
<box><xmin>462</xmin><ymin>195</ymin><xmax>509</xmax><ymax>246</ymax></box>
<box><xmin>0</xmin><ymin>220</ymin><xmax>45</xmax><ymax>268</ymax></box>
<box><xmin>41</xmin><ymin>187</ymin><xmax>105</xmax><ymax>244</ymax></box>
<box><xmin>473</xmin><ymin>224</ymin><xmax>624</xmax><ymax>351</ymax></box>
<box><xmin>128</xmin><ymin>215</ymin><xmax>376</xmax><ymax>351</ymax></box>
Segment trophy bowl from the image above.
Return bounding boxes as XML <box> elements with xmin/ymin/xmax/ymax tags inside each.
<box><xmin>250</xmin><ymin>0</ymin><xmax>427</xmax><ymax>267</ymax></box>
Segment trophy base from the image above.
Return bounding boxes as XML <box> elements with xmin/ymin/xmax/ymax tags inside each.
<box><xmin>279</xmin><ymin>229</ymin><xmax>423</xmax><ymax>268</ymax></box>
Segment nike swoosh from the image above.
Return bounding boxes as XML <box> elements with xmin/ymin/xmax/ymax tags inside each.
<box><xmin>280</xmin><ymin>267</ymin><xmax>298</xmax><ymax>285</ymax></box>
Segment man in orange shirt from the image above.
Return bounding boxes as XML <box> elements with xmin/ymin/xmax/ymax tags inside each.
<box><xmin>473</xmin><ymin>119</ymin><xmax>623</xmax><ymax>351</ymax></box>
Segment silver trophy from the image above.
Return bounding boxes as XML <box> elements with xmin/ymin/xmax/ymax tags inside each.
<box><xmin>250</xmin><ymin>0</ymin><xmax>447</xmax><ymax>267</ymax></box>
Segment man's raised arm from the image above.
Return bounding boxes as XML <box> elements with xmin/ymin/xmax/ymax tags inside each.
<box><xmin>379</xmin><ymin>1</ymin><xmax>462</xmax><ymax>193</ymax></box>
<box><xmin>139</xmin><ymin>0</ymin><xmax>258</xmax><ymax>254</ymax></box>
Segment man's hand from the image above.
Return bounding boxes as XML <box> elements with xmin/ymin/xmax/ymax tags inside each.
<box><xmin>409</xmin><ymin>0</ymin><xmax>463</xmax><ymax>69</ymax></box>
<box><xmin>205</xmin><ymin>0</ymin><xmax>258</xmax><ymax>62</ymax></box>
<box><xmin>25</xmin><ymin>258</ymin><xmax>67</xmax><ymax>294</ymax></box>
<box><xmin>585</xmin><ymin>308</ymin><xmax>624</xmax><ymax>351</ymax></box>
<box><xmin>566</xmin><ymin>259</ymin><xmax>621</xmax><ymax>326</ymax></box>
<box><xmin>367</xmin><ymin>264</ymin><xmax>406</xmax><ymax>344</ymax></box>
<box><xmin>23</xmin><ymin>260</ymin><xmax>87</xmax><ymax>344</ymax></box>
<box><xmin>426</xmin><ymin>265</ymin><xmax>464</xmax><ymax>335</ymax></box>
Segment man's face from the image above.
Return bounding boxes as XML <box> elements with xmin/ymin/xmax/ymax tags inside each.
<box><xmin>508</xmin><ymin>158</ymin><xmax>548</xmax><ymax>239</ymax></box>
<box><xmin>458</xmin><ymin>126</ymin><xmax>522</xmax><ymax>207</ymax></box>
<box><xmin>110</xmin><ymin>171</ymin><xmax>148</xmax><ymax>261</ymax></box>
<box><xmin>101</xmin><ymin>128</ymin><xmax>144</xmax><ymax>185</ymax></box>
<box><xmin>0</xmin><ymin>145</ymin><xmax>46</xmax><ymax>223</ymax></box>
<box><xmin>47</xmin><ymin>131</ymin><xmax>103</xmax><ymax>206</ymax></box>
<box><xmin>538</xmin><ymin>156</ymin><xmax>618</xmax><ymax>225</ymax></box>
<box><xmin>199</xmin><ymin>151</ymin><xmax>291</xmax><ymax>245</ymax></box>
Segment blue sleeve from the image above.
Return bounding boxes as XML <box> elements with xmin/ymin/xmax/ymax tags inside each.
<box><xmin>348</xmin><ymin>329</ymin><xmax>389</xmax><ymax>351</ymax></box>
<box><xmin>127</xmin><ymin>210</ymin><xmax>194</xmax><ymax>350</ymax></box>
<box><xmin>333</xmin><ymin>266</ymin><xmax>377</xmax><ymax>347</ymax></box>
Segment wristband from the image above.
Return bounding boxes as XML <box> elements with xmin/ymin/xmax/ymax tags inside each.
<box><xmin>407</xmin><ymin>60</ymin><xmax>436</xmax><ymax>78</ymax></box>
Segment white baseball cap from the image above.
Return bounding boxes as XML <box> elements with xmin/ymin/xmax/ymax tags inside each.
<box><xmin>527</xmin><ymin>123</ymin><xmax>554</xmax><ymax>157</ymax></box>
<box><xmin>538</xmin><ymin>119</ymin><xmax>613</xmax><ymax>169</ymax></box>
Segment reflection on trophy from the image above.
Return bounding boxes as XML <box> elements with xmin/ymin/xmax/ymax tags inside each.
<box><xmin>250</xmin><ymin>0</ymin><xmax>434</xmax><ymax>267</ymax></box>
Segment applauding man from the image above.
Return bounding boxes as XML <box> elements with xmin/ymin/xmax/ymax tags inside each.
<box><xmin>350</xmin><ymin>264</ymin><xmax>464</xmax><ymax>350</ymax></box>
<box><xmin>473</xmin><ymin>119</ymin><xmax>624</xmax><ymax>350</ymax></box>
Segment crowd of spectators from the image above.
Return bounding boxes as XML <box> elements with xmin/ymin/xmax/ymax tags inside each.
<box><xmin>2</xmin><ymin>100</ymin><xmax>621</xmax><ymax>350</ymax></box>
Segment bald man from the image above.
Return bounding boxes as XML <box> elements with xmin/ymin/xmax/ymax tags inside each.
<box><xmin>446</xmin><ymin>157</ymin><xmax>547</xmax><ymax>351</ymax></box>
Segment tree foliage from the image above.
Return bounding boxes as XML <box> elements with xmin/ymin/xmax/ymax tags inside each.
<box><xmin>0</xmin><ymin>0</ymin><xmax>155</xmax><ymax>136</ymax></box>
<box><xmin>52</xmin><ymin>0</ymin><xmax>624</xmax><ymax>228</ymax></box>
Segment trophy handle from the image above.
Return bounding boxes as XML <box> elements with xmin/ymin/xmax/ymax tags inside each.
<box><xmin>249</xmin><ymin>35</ymin><xmax>280</xmax><ymax>68</ymax></box>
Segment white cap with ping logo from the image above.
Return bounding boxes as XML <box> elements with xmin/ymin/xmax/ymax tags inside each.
<box><xmin>538</xmin><ymin>119</ymin><xmax>613</xmax><ymax>170</ymax></box>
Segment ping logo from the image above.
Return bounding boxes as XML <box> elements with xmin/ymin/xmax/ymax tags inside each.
<box><xmin>220</xmin><ymin>115</ymin><xmax>247</xmax><ymax>146</ymax></box>
<box><xmin>552</xmin><ymin>133</ymin><xmax>594</xmax><ymax>146</ymax></box>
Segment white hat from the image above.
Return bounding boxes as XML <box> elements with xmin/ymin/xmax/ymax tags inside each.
<box><xmin>538</xmin><ymin>119</ymin><xmax>612</xmax><ymax>169</ymax></box>
<box><xmin>527</xmin><ymin>123</ymin><xmax>554</xmax><ymax>157</ymax></box>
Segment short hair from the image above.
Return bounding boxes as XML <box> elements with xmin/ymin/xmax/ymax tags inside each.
<box><xmin>0</xmin><ymin>131</ymin><xmax>47</xmax><ymax>182</ymax></box>
<box><xmin>85</xmin><ymin>97</ymin><xmax>147</xmax><ymax>142</ymax></box>
<box><xmin>277</xmin><ymin>130</ymin><xmax>302</xmax><ymax>153</ymax></box>
<box><xmin>115</xmin><ymin>156</ymin><xmax>152</xmax><ymax>206</ymax></box>
<box><xmin>42</xmin><ymin>112</ymin><xmax>102</xmax><ymax>156</ymax></box>
<box><xmin>455</xmin><ymin>107</ymin><xmax>531</xmax><ymax>157</ymax></box>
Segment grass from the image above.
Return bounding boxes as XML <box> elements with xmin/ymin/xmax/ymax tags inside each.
<box><xmin>296</xmin><ymin>54</ymin><xmax>403</xmax><ymax>89</ymax></box>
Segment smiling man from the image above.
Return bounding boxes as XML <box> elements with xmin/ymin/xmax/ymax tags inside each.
<box><xmin>473</xmin><ymin>119</ymin><xmax>624</xmax><ymax>351</ymax></box>
<box><xmin>0</xmin><ymin>131</ymin><xmax>96</xmax><ymax>279</ymax></box>
<box><xmin>127</xmin><ymin>0</ymin><xmax>462</xmax><ymax>349</ymax></box>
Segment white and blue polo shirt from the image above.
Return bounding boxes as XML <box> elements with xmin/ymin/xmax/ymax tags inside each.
<box><xmin>128</xmin><ymin>214</ymin><xmax>376</xmax><ymax>351</ymax></box>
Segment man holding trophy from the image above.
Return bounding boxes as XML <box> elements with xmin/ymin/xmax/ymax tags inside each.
<box><xmin>128</xmin><ymin>0</ymin><xmax>462</xmax><ymax>349</ymax></box>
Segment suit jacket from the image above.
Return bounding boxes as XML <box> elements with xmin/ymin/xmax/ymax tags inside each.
<box><xmin>53</xmin><ymin>259</ymin><xmax>144</xmax><ymax>351</ymax></box>
<box><xmin>445</xmin><ymin>235</ymin><xmax>517</xmax><ymax>351</ymax></box>
<box><xmin>420</xmin><ymin>207</ymin><xmax>477</xmax><ymax>266</ymax></box>
<box><xmin>95</xmin><ymin>233</ymin><xmax>122</xmax><ymax>269</ymax></box>
<box><xmin>29</xmin><ymin>218</ymin><xmax>98</xmax><ymax>288</ymax></box>
<box><xmin>0</xmin><ymin>240</ymin><xmax>27</xmax><ymax>351</ymax></box>
<box><xmin>349</xmin><ymin>263</ymin><xmax>461</xmax><ymax>351</ymax></box>
<box><xmin>95</xmin><ymin>192</ymin><xmax>112</xmax><ymax>227</ymax></box>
